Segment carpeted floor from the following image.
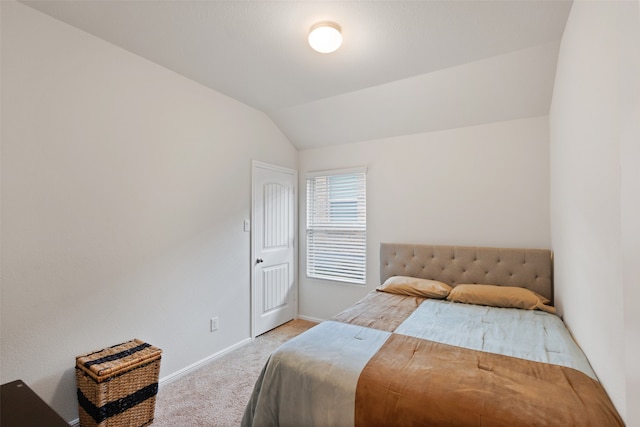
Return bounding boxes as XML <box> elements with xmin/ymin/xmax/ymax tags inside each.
<box><xmin>153</xmin><ymin>319</ymin><xmax>317</xmax><ymax>427</ymax></box>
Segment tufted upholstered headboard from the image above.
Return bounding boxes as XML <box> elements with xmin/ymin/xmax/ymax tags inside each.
<box><xmin>380</xmin><ymin>243</ymin><xmax>553</xmax><ymax>303</ymax></box>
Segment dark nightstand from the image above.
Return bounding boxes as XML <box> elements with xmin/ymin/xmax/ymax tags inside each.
<box><xmin>1</xmin><ymin>379</ymin><xmax>69</xmax><ymax>427</ymax></box>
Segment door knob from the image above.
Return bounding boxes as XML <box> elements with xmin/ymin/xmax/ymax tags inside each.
<box><xmin>256</xmin><ymin>258</ymin><xmax>264</xmax><ymax>264</ymax></box>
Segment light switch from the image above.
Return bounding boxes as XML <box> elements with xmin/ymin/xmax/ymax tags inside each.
<box><xmin>244</xmin><ymin>219</ymin><xmax>251</xmax><ymax>232</ymax></box>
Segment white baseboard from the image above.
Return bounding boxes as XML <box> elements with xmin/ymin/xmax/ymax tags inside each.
<box><xmin>158</xmin><ymin>337</ymin><xmax>252</xmax><ymax>387</ymax></box>
<box><xmin>66</xmin><ymin>337</ymin><xmax>253</xmax><ymax>426</ymax></box>
<box><xmin>296</xmin><ymin>314</ymin><xmax>326</xmax><ymax>323</ymax></box>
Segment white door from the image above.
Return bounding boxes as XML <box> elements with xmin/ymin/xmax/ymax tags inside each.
<box><xmin>252</xmin><ymin>161</ymin><xmax>297</xmax><ymax>337</ymax></box>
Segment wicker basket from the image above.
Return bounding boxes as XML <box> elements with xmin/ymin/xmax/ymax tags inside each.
<box><xmin>75</xmin><ymin>339</ymin><xmax>162</xmax><ymax>427</ymax></box>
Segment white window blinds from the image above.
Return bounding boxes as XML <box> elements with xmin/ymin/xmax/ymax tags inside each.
<box><xmin>306</xmin><ymin>168</ymin><xmax>366</xmax><ymax>284</ymax></box>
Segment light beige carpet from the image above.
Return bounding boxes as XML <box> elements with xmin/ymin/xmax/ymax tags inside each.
<box><xmin>153</xmin><ymin>319</ymin><xmax>317</xmax><ymax>427</ymax></box>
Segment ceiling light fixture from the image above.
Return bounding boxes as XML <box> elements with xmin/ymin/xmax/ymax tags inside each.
<box><xmin>308</xmin><ymin>21</ymin><xmax>342</xmax><ymax>53</ymax></box>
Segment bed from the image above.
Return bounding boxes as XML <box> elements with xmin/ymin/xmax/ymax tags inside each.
<box><xmin>242</xmin><ymin>243</ymin><xmax>623</xmax><ymax>426</ymax></box>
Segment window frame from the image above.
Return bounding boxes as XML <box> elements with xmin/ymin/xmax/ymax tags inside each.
<box><xmin>305</xmin><ymin>167</ymin><xmax>367</xmax><ymax>285</ymax></box>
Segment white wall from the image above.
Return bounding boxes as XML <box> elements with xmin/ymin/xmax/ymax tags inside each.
<box><xmin>620</xmin><ymin>3</ymin><xmax>640</xmax><ymax>423</ymax></box>
<box><xmin>550</xmin><ymin>0</ymin><xmax>640</xmax><ymax>424</ymax></box>
<box><xmin>0</xmin><ymin>2</ymin><xmax>297</xmax><ymax>422</ymax></box>
<box><xmin>298</xmin><ymin>117</ymin><xmax>551</xmax><ymax>320</ymax></box>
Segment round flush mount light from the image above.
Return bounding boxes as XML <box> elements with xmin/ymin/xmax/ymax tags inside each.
<box><xmin>308</xmin><ymin>21</ymin><xmax>342</xmax><ymax>53</ymax></box>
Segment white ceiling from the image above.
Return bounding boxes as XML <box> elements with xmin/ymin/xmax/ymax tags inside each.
<box><xmin>21</xmin><ymin>0</ymin><xmax>572</xmax><ymax>149</ymax></box>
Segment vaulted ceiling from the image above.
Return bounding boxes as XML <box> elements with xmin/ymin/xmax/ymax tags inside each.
<box><xmin>21</xmin><ymin>1</ymin><xmax>572</xmax><ymax>149</ymax></box>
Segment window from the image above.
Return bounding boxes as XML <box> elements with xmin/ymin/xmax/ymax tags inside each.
<box><xmin>306</xmin><ymin>167</ymin><xmax>366</xmax><ymax>284</ymax></box>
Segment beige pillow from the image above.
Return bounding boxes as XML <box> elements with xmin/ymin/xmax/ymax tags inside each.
<box><xmin>377</xmin><ymin>276</ymin><xmax>452</xmax><ymax>299</ymax></box>
<box><xmin>447</xmin><ymin>284</ymin><xmax>556</xmax><ymax>314</ymax></box>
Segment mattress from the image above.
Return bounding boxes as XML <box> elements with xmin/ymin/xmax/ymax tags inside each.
<box><xmin>242</xmin><ymin>291</ymin><xmax>623</xmax><ymax>427</ymax></box>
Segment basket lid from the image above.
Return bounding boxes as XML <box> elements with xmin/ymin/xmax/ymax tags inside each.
<box><xmin>76</xmin><ymin>339</ymin><xmax>162</xmax><ymax>380</ymax></box>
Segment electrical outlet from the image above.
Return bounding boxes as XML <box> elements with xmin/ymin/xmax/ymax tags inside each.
<box><xmin>210</xmin><ymin>317</ymin><xmax>219</xmax><ymax>332</ymax></box>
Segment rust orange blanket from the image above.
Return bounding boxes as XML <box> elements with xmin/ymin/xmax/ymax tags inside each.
<box><xmin>355</xmin><ymin>333</ymin><xmax>623</xmax><ymax>426</ymax></box>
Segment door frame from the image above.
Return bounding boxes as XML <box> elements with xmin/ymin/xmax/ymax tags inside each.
<box><xmin>251</xmin><ymin>160</ymin><xmax>298</xmax><ymax>339</ymax></box>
